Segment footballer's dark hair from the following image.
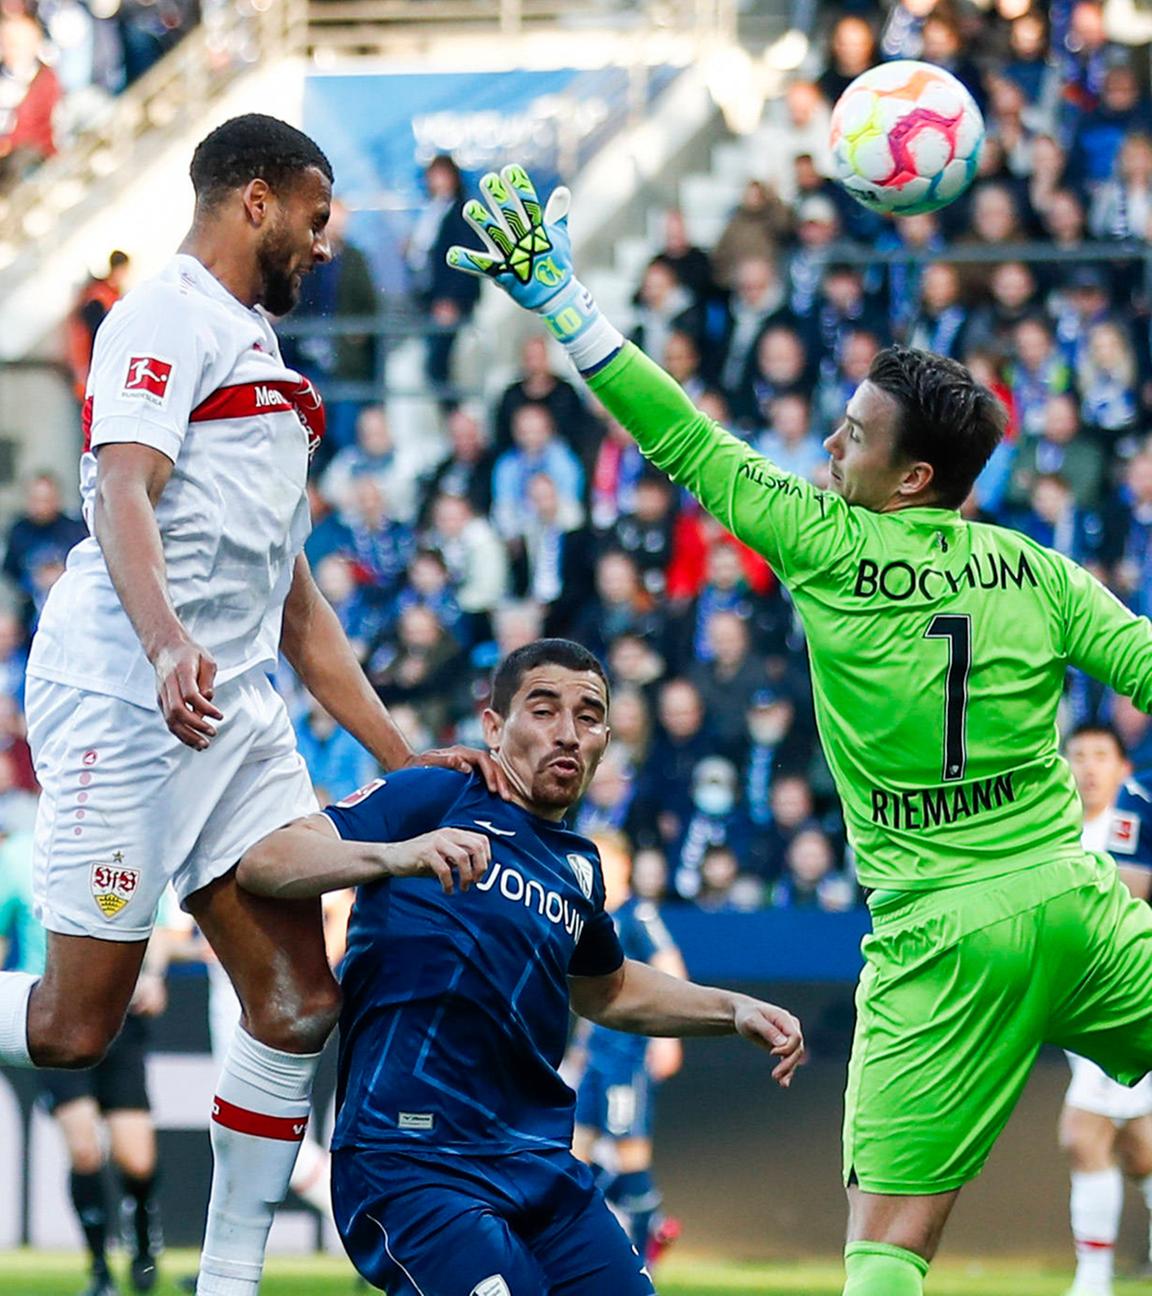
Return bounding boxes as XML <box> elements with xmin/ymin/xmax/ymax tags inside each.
<box><xmin>490</xmin><ymin>640</ymin><xmax>610</xmax><ymax>717</ymax></box>
<box><xmin>1067</xmin><ymin>722</ymin><xmax>1128</xmax><ymax>758</ymax></box>
<box><xmin>190</xmin><ymin>114</ymin><xmax>333</xmax><ymax>209</ymax></box>
<box><xmin>867</xmin><ymin>345</ymin><xmax>1007</xmax><ymax>510</ymax></box>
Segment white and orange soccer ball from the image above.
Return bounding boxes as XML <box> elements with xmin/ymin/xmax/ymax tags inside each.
<box><xmin>830</xmin><ymin>60</ymin><xmax>985</xmax><ymax>217</ymax></box>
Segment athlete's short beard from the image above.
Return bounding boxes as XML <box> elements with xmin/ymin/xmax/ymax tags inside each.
<box><xmin>257</xmin><ymin>219</ymin><xmax>300</xmax><ymax>317</ymax></box>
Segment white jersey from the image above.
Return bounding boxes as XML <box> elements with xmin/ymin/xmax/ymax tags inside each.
<box><xmin>28</xmin><ymin>254</ymin><xmax>320</xmax><ymax>710</ymax></box>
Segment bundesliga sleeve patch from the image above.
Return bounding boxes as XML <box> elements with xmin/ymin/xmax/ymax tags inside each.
<box><xmin>121</xmin><ymin>356</ymin><xmax>174</xmax><ymax>403</ymax></box>
<box><xmin>1108</xmin><ymin>810</ymin><xmax>1140</xmax><ymax>856</ymax></box>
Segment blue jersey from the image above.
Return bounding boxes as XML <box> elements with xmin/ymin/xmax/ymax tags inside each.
<box><xmin>325</xmin><ymin>768</ymin><xmax>625</xmax><ymax>1156</ymax></box>
<box><xmin>1106</xmin><ymin>778</ymin><xmax>1152</xmax><ymax>871</ymax></box>
<box><xmin>585</xmin><ymin>898</ymin><xmax>678</xmax><ymax>1071</ymax></box>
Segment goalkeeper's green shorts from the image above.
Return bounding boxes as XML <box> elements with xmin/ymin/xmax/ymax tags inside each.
<box><xmin>843</xmin><ymin>852</ymin><xmax>1152</xmax><ymax>1196</ymax></box>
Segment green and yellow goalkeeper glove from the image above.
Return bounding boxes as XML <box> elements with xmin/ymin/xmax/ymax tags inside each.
<box><xmin>446</xmin><ymin>164</ymin><xmax>623</xmax><ymax>374</ymax></box>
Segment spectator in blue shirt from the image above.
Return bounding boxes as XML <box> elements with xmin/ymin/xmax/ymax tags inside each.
<box><xmin>492</xmin><ymin>404</ymin><xmax>585</xmax><ymax>541</ymax></box>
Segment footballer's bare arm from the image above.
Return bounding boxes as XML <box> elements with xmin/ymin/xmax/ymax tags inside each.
<box><xmin>237</xmin><ymin>814</ymin><xmax>491</xmax><ymax>899</ymax></box>
<box><xmin>569</xmin><ymin>958</ymin><xmax>805</xmax><ymax>1087</ymax></box>
<box><xmin>93</xmin><ymin>442</ymin><xmax>222</xmax><ymax>750</ymax></box>
<box><xmin>281</xmin><ymin>554</ymin><xmax>510</xmax><ymax>795</ymax></box>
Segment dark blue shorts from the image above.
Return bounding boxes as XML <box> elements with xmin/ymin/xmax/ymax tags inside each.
<box><xmin>573</xmin><ymin>1059</ymin><xmax>654</xmax><ymax>1140</ymax></box>
<box><xmin>332</xmin><ymin>1144</ymin><xmax>656</xmax><ymax>1295</ymax></box>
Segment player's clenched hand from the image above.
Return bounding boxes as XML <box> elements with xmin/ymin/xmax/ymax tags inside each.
<box><xmin>407</xmin><ymin>746</ymin><xmax>513</xmax><ymax>800</ymax></box>
<box><xmin>151</xmin><ymin>636</ymin><xmax>223</xmax><ymax>750</ymax></box>
<box><xmin>381</xmin><ymin>828</ymin><xmax>491</xmax><ymax>894</ymax></box>
<box><xmin>733</xmin><ymin>999</ymin><xmax>806</xmax><ymax>1088</ymax></box>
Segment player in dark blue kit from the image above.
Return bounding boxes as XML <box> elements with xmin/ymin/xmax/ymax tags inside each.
<box><xmin>570</xmin><ymin>833</ymin><xmax>686</xmax><ymax>1267</ymax></box>
<box><xmin>239</xmin><ymin>639</ymin><xmax>805</xmax><ymax>1295</ymax></box>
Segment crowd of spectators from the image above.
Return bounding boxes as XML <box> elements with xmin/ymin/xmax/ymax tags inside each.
<box><xmin>7</xmin><ymin>0</ymin><xmax>1152</xmax><ymax>919</ymax></box>
<box><xmin>1</xmin><ymin>0</ymin><xmax>200</xmax><ymax>191</ymax></box>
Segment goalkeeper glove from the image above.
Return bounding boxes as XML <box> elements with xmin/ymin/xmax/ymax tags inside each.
<box><xmin>446</xmin><ymin>164</ymin><xmax>623</xmax><ymax>374</ymax></box>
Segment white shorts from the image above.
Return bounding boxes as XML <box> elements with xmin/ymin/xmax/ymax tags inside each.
<box><xmin>27</xmin><ymin>668</ymin><xmax>317</xmax><ymax>942</ymax></box>
<box><xmin>1065</xmin><ymin>1052</ymin><xmax>1152</xmax><ymax>1122</ymax></box>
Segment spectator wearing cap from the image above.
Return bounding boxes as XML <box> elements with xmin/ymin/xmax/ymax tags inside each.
<box><xmin>671</xmin><ymin>756</ymin><xmax>755</xmax><ymax>901</ymax></box>
<box><xmin>784</xmin><ymin>195</ymin><xmax>843</xmax><ymax>320</ymax></box>
<box><xmin>809</xmin><ymin>264</ymin><xmax>885</xmax><ymax>378</ymax></box>
<box><xmin>756</xmin><ymin>393</ymin><xmax>825</xmax><ymax>483</ymax></box>
<box><xmin>603</xmin><ymin>472</ymin><xmax>678</xmax><ymax>599</ymax></box>
<box><xmin>493</xmin><ymin>334</ymin><xmax>591</xmax><ymax>458</ymax></box>
<box><xmin>2</xmin><ymin>472</ymin><xmax>86</xmax><ymax>633</ymax></box>
<box><xmin>689</xmin><ymin>611</ymin><xmax>766</xmax><ymax>762</ymax></box>
<box><xmin>743</xmin><ymin>685</ymin><xmax>812</xmax><ymax>825</ymax></box>
<box><xmin>1051</xmin><ymin>266</ymin><xmax>1115</xmax><ymax>371</ymax></box>
<box><xmin>1007</xmin><ymin>393</ymin><xmax>1107</xmax><ymax>513</ymax></box>
<box><xmin>772</xmin><ymin>827</ymin><xmax>855</xmax><ymax>912</ymax></box>
<box><xmin>491</xmin><ymin>404</ymin><xmax>584</xmax><ymax>542</ymax></box>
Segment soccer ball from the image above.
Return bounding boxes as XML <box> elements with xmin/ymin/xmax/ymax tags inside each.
<box><xmin>829</xmin><ymin>60</ymin><xmax>985</xmax><ymax>217</ymax></box>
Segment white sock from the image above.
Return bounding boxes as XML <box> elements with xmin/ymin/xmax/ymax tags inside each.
<box><xmin>1071</xmin><ymin>1167</ymin><xmax>1123</xmax><ymax>1292</ymax></box>
<box><xmin>289</xmin><ymin>1137</ymin><xmax>334</xmax><ymax>1220</ymax></box>
<box><xmin>0</xmin><ymin>972</ymin><xmax>36</xmax><ymax>1067</ymax></box>
<box><xmin>196</xmin><ymin>1028</ymin><xmax>321</xmax><ymax>1296</ymax></box>
<box><xmin>1142</xmin><ymin>1173</ymin><xmax>1152</xmax><ymax>1261</ymax></box>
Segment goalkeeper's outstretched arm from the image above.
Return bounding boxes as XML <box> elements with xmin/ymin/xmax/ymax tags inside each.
<box><xmin>446</xmin><ymin>165</ymin><xmax>855</xmax><ymax>584</ymax></box>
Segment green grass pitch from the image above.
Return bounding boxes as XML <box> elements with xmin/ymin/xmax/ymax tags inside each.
<box><xmin>0</xmin><ymin>1251</ymin><xmax>1148</xmax><ymax>1294</ymax></box>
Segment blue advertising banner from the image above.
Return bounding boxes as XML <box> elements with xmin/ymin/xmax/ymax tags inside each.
<box><xmin>303</xmin><ymin>65</ymin><xmax>681</xmax><ymax>292</ymax></box>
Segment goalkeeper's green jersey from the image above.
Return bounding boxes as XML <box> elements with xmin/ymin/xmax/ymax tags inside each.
<box><xmin>588</xmin><ymin>344</ymin><xmax>1152</xmax><ymax>892</ymax></box>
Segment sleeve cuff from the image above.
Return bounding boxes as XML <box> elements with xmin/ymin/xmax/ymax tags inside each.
<box><xmin>90</xmin><ymin>416</ymin><xmax>183</xmax><ymax>465</ymax></box>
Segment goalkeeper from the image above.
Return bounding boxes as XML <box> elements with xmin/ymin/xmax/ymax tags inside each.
<box><xmin>448</xmin><ymin>168</ymin><xmax>1152</xmax><ymax>1296</ymax></box>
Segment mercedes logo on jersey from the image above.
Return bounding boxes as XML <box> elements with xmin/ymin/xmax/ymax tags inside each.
<box><xmin>567</xmin><ymin>853</ymin><xmax>594</xmax><ymax>900</ymax></box>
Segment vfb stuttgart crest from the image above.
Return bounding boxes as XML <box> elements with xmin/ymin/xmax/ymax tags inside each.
<box><xmin>91</xmin><ymin>858</ymin><xmax>139</xmax><ymax>919</ymax></box>
<box><xmin>567</xmin><ymin>853</ymin><xmax>594</xmax><ymax>900</ymax></box>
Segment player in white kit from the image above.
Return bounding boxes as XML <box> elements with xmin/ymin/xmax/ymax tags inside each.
<box><xmin>0</xmin><ymin>115</ymin><xmax>498</xmax><ymax>1296</ymax></box>
<box><xmin>1063</xmin><ymin>723</ymin><xmax>1152</xmax><ymax>1296</ymax></box>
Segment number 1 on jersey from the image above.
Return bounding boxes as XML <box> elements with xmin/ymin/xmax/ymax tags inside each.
<box><xmin>924</xmin><ymin>614</ymin><xmax>972</xmax><ymax>782</ymax></box>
